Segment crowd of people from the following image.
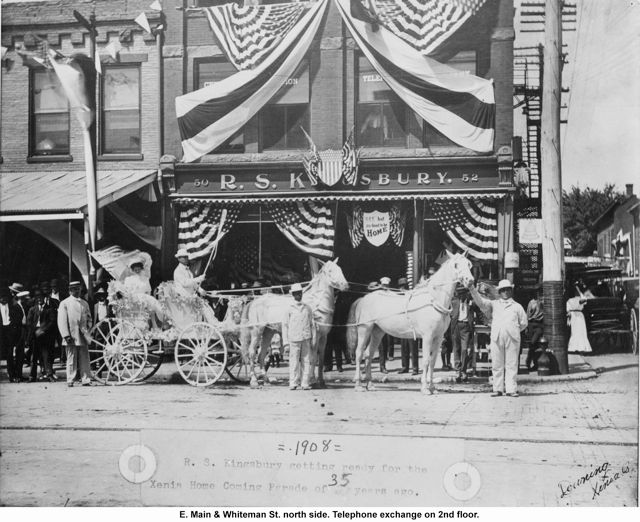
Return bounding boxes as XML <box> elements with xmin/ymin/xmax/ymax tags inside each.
<box><xmin>0</xmin><ymin>248</ymin><xmax>208</xmax><ymax>387</ymax></box>
<box><xmin>1</xmin><ymin>248</ymin><xmax>610</xmax><ymax>396</ymax></box>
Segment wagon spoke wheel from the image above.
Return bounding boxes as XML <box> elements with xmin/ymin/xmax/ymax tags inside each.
<box><xmin>175</xmin><ymin>322</ymin><xmax>227</xmax><ymax>387</ymax></box>
<box><xmin>225</xmin><ymin>337</ymin><xmax>251</xmax><ymax>383</ymax></box>
<box><xmin>132</xmin><ymin>341</ymin><xmax>165</xmax><ymax>383</ymax></box>
<box><xmin>89</xmin><ymin>319</ymin><xmax>148</xmax><ymax>385</ymax></box>
<box><xmin>630</xmin><ymin>309</ymin><xmax>639</xmax><ymax>355</ymax></box>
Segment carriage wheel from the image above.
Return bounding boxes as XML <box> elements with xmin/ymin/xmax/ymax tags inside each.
<box><xmin>630</xmin><ymin>310</ymin><xmax>639</xmax><ymax>355</ymax></box>
<box><xmin>132</xmin><ymin>341</ymin><xmax>165</xmax><ymax>383</ymax></box>
<box><xmin>89</xmin><ymin>319</ymin><xmax>148</xmax><ymax>385</ymax></box>
<box><xmin>175</xmin><ymin>322</ymin><xmax>228</xmax><ymax>387</ymax></box>
<box><xmin>225</xmin><ymin>337</ymin><xmax>251</xmax><ymax>383</ymax></box>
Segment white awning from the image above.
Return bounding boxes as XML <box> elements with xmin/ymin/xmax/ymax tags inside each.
<box><xmin>0</xmin><ymin>169</ymin><xmax>157</xmax><ymax>221</ymax></box>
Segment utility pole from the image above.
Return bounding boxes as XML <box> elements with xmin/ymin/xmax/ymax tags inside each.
<box><xmin>541</xmin><ymin>0</ymin><xmax>567</xmax><ymax>373</ymax></box>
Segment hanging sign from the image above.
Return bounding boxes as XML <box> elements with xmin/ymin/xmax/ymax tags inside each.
<box><xmin>518</xmin><ymin>218</ymin><xmax>542</xmax><ymax>244</ymax></box>
<box><xmin>363</xmin><ymin>211</ymin><xmax>390</xmax><ymax>247</ymax></box>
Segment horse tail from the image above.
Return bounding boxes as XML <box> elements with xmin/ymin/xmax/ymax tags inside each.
<box><xmin>346</xmin><ymin>298</ymin><xmax>361</xmax><ymax>356</ymax></box>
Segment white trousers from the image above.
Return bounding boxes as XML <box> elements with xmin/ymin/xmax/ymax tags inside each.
<box><xmin>65</xmin><ymin>344</ymin><xmax>91</xmax><ymax>384</ymax></box>
<box><xmin>490</xmin><ymin>335</ymin><xmax>520</xmax><ymax>394</ymax></box>
<box><xmin>289</xmin><ymin>339</ymin><xmax>312</xmax><ymax>388</ymax></box>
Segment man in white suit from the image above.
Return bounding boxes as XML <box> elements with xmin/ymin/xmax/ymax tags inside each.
<box><xmin>57</xmin><ymin>281</ymin><xmax>92</xmax><ymax>387</ymax></box>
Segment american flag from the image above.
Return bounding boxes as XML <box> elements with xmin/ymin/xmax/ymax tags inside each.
<box><xmin>369</xmin><ymin>0</ymin><xmax>488</xmax><ymax>55</ymax></box>
<box><xmin>342</xmin><ymin>129</ymin><xmax>360</xmax><ymax>186</ymax></box>
<box><xmin>301</xmin><ymin>127</ymin><xmax>320</xmax><ymax>186</ymax></box>
<box><xmin>389</xmin><ymin>204</ymin><xmax>407</xmax><ymax>246</ymax></box>
<box><xmin>178</xmin><ymin>204</ymin><xmax>242</xmax><ymax>260</ymax></box>
<box><xmin>430</xmin><ymin>198</ymin><xmax>498</xmax><ymax>260</ymax></box>
<box><xmin>346</xmin><ymin>205</ymin><xmax>365</xmax><ymax>248</ymax></box>
<box><xmin>265</xmin><ymin>202</ymin><xmax>335</xmax><ymax>260</ymax></box>
<box><xmin>205</xmin><ymin>2</ymin><xmax>308</xmax><ymax>70</ymax></box>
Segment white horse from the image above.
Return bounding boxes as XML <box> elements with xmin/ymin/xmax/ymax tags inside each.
<box><xmin>346</xmin><ymin>252</ymin><xmax>474</xmax><ymax>394</ymax></box>
<box><xmin>241</xmin><ymin>259</ymin><xmax>349</xmax><ymax>387</ymax></box>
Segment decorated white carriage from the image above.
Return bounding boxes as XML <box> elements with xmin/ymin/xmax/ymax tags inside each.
<box><xmin>88</xmin><ymin>249</ymin><xmax>250</xmax><ymax>387</ymax></box>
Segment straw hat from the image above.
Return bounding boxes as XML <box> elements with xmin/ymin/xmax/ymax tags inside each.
<box><xmin>380</xmin><ymin>276</ymin><xmax>391</xmax><ymax>285</ymax></box>
<box><xmin>290</xmin><ymin>283</ymin><xmax>303</xmax><ymax>293</ymax></box>
<box><xmin>497</xmin><ymin>279</ymin><xmax>513</xmax><ymax>291</ymax></box>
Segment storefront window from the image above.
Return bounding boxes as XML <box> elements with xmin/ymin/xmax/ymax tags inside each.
<box><xmin>195</xmin><ymin>58</ymin><xmax>244</xmax><ymax>153</ymax></box>
<box><xmin>260</xmin><ymin>60</ymin><xmax>309</xmax><ymax>151</ymax></box>
<box><xmin>101</xmin><ymin>65</ymin><xmax>141</xmax><ymax>154</ymax></box>
<box><xmin>30</xmin><ymin>69</ymin><xmax>70</xmax><ymax>156</ymax></box>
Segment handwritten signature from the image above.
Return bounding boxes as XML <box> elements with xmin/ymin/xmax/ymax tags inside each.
<box><xmin>558</xmin><ymin>462</ymin><xmax>632</xmax><ymax>500</ymax></box>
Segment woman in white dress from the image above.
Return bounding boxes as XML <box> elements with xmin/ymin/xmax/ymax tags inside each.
<box><xmin>567</xmin><ymin>286</ymin><xmax>592</xmax><ymax>353</ymax></box>
<box><xmin>123</xmin><ymin>261</ymin><xmax>152</xmax><ymax>295</ymax></box>
<box><xmin>123</xmin><ymin>259</ymin><xmax>163</xmax><ymax>327</ymax></box>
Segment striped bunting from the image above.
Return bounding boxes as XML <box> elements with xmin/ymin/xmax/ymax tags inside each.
<box><xmin>336</xmin><ymin>0</ymin><xmax>495</xmax><ymax>152</ymax></box>
<box><xmin>178</xmin><ymin>204</ymin><xmax>242</xmax><ymax>260</ymax></box>
<box><xmin>205</xmin><ymin>2</ymin><xmax>308</xmax><ymax>71</ymax></box>
<box><xmin>371</xmin><ymin>0</ymin><xmax>489</xmax><ymax>56</ymax></box>
<box><xmin>430</xmin><ymin>199</ymin><xmax>498</xmax><ymax>260</ymax></box>
<box><xmin>266</xmin><ymin>202</ymin><xmax>335</xmax><ymax>260</ymax></box>
<box><xmin>176</xmin><ymin>0</ymin><xmax>327</xmax><ymax>162</ymax></box>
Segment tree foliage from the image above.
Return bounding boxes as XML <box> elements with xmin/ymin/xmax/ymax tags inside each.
<box><xmin>563</xmin><ymin>184</ymin><xmax>622</xmax><ymax>255</ymax></box>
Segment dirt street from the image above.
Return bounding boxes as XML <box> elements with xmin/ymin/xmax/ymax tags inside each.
<box><xmin>0</xmin><ymin>354</ymin><xmax>637</xmax><ymax>507</ymax></box>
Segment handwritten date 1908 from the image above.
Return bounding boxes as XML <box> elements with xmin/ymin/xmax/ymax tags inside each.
<box><xmin>277</xmin><ymin>439</ymin><xmax>342</xmax><ymax>456</ymax></box>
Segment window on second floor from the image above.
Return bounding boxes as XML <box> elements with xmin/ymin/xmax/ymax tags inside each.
<box><xmin>101</xmin><ymin>65</ymin><xmax>141</xmax><ymax>155</ymax></box>
<box><xmin>195</xmin><ymin>58</ymin><xmax>244</xmax><ymax>153</ymax></box>
<box><xmin>30</xmin><ymin>69</ymin><xmax>70</xmax><ymax>157</ymax></box>
<box><xmin>356</xmin><ymin>51</ymin><xmax>479</xmax><ymax>149</ymax></box>
<box><xmin>356</xmin><ymin>55</ymin><xmax>420</xmax><ymax>148</ymax></box>
<box><xmin>260</xmin><ymin>60</ymin><xmax>310</xmax><ymax>151</ymax></box>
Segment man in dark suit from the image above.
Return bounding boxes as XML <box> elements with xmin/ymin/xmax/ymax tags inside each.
<box><xmin>450</xmin><ymin>286</ymin><xmax>475</xmax><ymax>383</ymax></box>
<box><xmin>42</xmin><ymin>281</ymin><xmax>61</xmax><ymax>374</ymax></box>
<box><xmin>26</xmin><ymin>289</ymin><xmax>57</xmax><ymax>382</ymax></box>
<box><xmin>12</xmin><ymin>290</ymin><xmax>31</xmax><ymax>382</ymax></box>
<box><xmin>1</xmin><ymin>288</ymin><xmax>23</xmax><ymax>382</ymax></box>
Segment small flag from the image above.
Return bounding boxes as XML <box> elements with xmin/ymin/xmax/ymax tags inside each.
<box><xmin>134</xmin><ymin>12</ymin><xmax>152</xmax><ymax>34</ymax></box>
<box><xmin>94</xmin><ymin>51</ymin><xmax>102</xmax><ymax>75</ymax></box>
<box><xmin>149</xmin><ymin>0</ymin><xmax>163</xmax><ymax>12</ymax></box>
<box><xmin>47</xmin><ymin>49</ymin><xmax>94</xmax><ymax>129</ymax></box>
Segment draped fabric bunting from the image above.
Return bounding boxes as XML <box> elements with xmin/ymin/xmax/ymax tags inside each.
<box><xmin>205</xmin><ymin>2</ymin><xmax>308</xmax><ymax>71</ymax></box>
<box><xmin>178</xmin><ymin>204</ymin><xmax>242</xmax><ymax>260</ymax></box>
<box><xmin>108</xmin><ymin>203</ymin><xmax>163</xmax><ymax>250</ymax></box>
<box><xmin>430</xmin><ymin>199</ymin><xmax>498</xmax><ymax>260</ymax></box>
<box><xmin>266</xmin><ymin>202</ymin><xmax>335</xmax><ymax>260</ymax></box>
<box><xmin>335</xmin><ymin>0</ymin><xmax>495</xmax><ymax>152</ymax></box>
<box><xmin>346</xmin><ymin>204</ymin><xmax>406</xmax><ymax>248</ymax></box>
<box><xmin>353</xmin><ymin>0</ymin><xmax>489</xmax><ymax>56</ymax></box>
<box><xmin>176</xmin><ymin>0</ymin><xmax>327</xmax><ymax>163</ymax></box>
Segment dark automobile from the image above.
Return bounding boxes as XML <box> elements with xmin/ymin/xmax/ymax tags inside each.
<box><xmin>566</xmin><ymin>267</ymin><xmax>638</xmax><ymax>353</ymax></box>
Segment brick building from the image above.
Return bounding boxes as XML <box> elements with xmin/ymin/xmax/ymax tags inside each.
<box><xmin>160</xmin><ymin>0</ymin><xmax>516</xmax><ymax>288</ymax></box>
<box><xmin>1</xmin><ymin>0</ymin><xmax>163</xmax><ymax>285</ymax></box>
<box><xmin>1</xmin><ymin>0</ymin><xmax>516</xmax><ymax>290</ymax></box>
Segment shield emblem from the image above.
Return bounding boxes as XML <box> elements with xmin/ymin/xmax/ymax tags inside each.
<box><xmin>317</xmin><ymin>149</ymin><xmax>343</xmax><ymax>186</ymax></box>
<box><xmin>363</xmin><ymin>211</ymin><xmax>390</xmax><ymax>247</ymax></box>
